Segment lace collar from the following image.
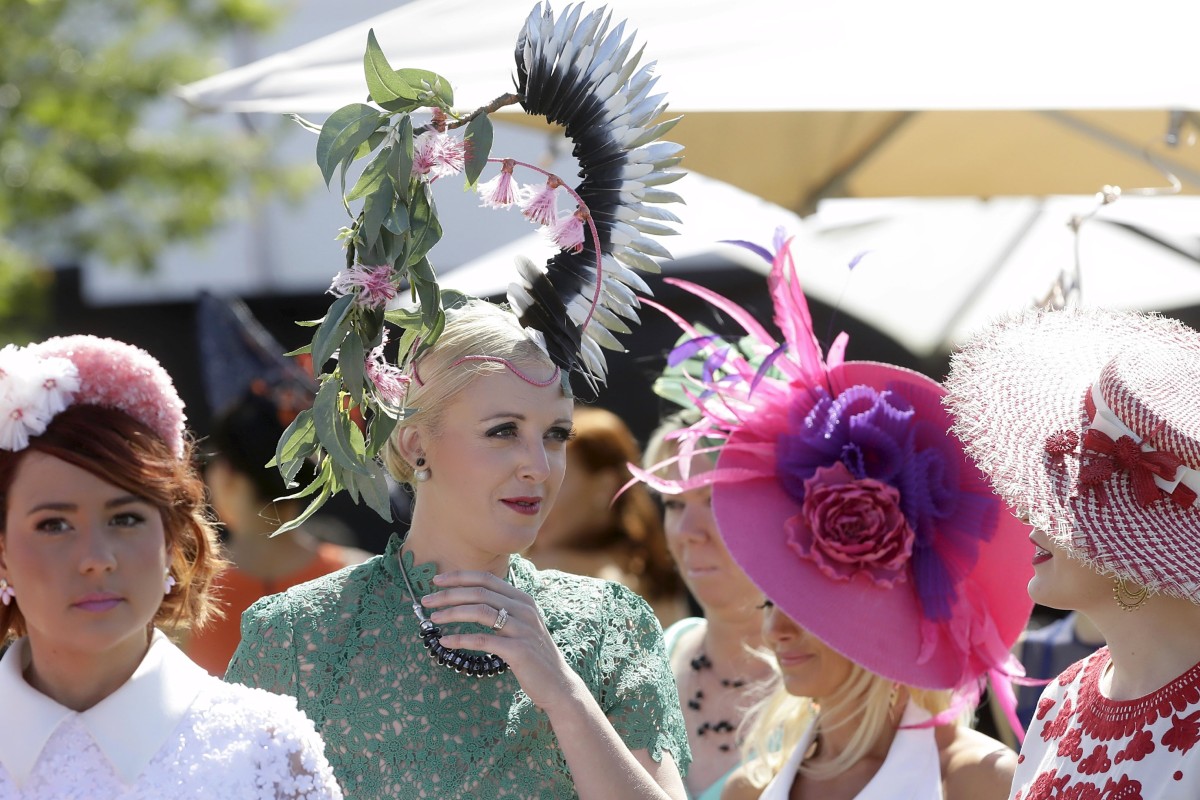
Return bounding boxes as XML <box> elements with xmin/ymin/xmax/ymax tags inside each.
<box><xmin>0</xmin><ymin>629</ymin><xmax>208</xmax><ymax>788</ymax></box>
<box><xmin>381</xmin><ymin>533</ymin><xmax>532</xmax><ymax>597</ymax></box>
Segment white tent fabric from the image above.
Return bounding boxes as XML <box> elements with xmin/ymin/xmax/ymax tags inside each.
<box><xmin>179</xmin><ymin>0</ymin><xmax>1200</xmax><ymax>115</ymax></box>
<box><xmin>447</xmin><ymin>189</ymin><xmax>1200</xmax><ymax>356</ymax></box>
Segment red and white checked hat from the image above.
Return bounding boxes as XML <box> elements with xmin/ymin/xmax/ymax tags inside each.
<box><xmin>945</xmin><ymin>307</ymin><xmax>1200</xmax><ymax>603</ymax></box>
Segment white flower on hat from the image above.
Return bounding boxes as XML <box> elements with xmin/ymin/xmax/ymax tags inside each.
<box><xmin>0</xmin><ymin>344</ymin><xmax>81</xmax><ymax>452</ymax></box>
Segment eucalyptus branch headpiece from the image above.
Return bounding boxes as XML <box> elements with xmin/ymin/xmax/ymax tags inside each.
<box><xmin>273</xmin><ymin>2</ymin><xmax>684</xmax><ymax>532</ymax></box>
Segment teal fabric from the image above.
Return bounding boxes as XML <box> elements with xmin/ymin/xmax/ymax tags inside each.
<box><xmin>662</xmin><ymin>617</ymin><xmax>740</xmax><ymax>800</ymax></box>
<box><xmin>226</xmin><ymin>534</ymin><xmax>690</xmax><ymax>799</ymax></box>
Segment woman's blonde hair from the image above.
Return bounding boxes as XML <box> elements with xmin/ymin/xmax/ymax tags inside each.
<box><xmin>738</xmin><ymin>661</ymin><xmax>959</xmax><ymax>788</ymax></box>
<box><xmin>382</xmin><ymin>299</ymin><xmax>558</xmax><ymax>484</ymax></box>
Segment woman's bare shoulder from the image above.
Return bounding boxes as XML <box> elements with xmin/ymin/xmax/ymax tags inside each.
<box><xmin>939</xmin><ymin>725</ymin><xmax>1017</xmax><ymax>800</ymax></box>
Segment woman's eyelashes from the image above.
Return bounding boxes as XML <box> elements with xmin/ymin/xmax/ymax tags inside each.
<box><xmin>484</xmin><ymin>422</ymin><xmax>576</xmax><ymax>443</ymax></box>
<box><xmin>33</xmin><ymin>511</ymin><xmax>147</xmax><ymax>533</ymax></box>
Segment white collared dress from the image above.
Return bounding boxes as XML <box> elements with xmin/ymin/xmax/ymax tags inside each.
<box><xmin>758</xmin><ymin>702</ymin><xmax>945</xmax><ymax>799</ymax></box>
<box><xmin>0</xmin><ymin>630</ymin><xmax>343</xmax><ymax>799</ymax></box>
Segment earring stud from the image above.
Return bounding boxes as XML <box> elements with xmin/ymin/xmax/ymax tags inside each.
<box><xmin>0</xmin><ymin>578</ymin><xmax>14</xmax><ymax>606</ymax></box>
<box><xmin>414</xmin><ymin>456</ymin><xmax>431</xmax><ymax>482</ymax></box>
<box><xmin>164</xmin><ymin>569</ymin><xmax>176</xmax><ymax>596</ymax></box>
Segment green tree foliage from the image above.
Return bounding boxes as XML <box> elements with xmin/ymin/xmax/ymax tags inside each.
<box><xmin>0</xmin><ymin>0</ymin><xmax>283</xmax><ymax>340</ymax></box>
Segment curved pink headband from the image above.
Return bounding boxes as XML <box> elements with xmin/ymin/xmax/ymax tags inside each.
<box><xmin>411</xmin><ymin>355</ymin><xmax>560</xmax><ymax>389</ymax></box>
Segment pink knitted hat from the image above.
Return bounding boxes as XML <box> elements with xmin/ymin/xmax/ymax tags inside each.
<box><xmin>945</xmin><ymin>307</ymin><xmax>1200</xmax><ymax>603</ymax></box>
<box><xmin>0</xmin><ymin>335</ymin><xmax>186</xmax><ymax>458</ymax></box>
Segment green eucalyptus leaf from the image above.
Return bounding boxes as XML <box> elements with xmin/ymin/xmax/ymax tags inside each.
<box><xmin>415</xmin><ymin>280</ymin><xmax>441</xmax><ymax>328</ymax></box>
<box><xmin>311</xmin><ymin>293</ymin><xmax>356</xmax><ymax>371</ymax></box>
<box><xmin>282</xmin><ymin>343</ymin><xmax>313</xmax><ymax>357</ymax></box>
<box><xmin>347</xmin><ymin>144</ymin><xmax>394</xmax><ymax>202</ymax></box>
<box><xmin>406</xmin><ymin>188</ymin><xmax>442</xmax><ymax>267</ymax></box>
<box><xmin>367</xmin><ymin>408</ymin><xmax>400</xmax><ymax>457</ymax></box>
<box><xmin>276</xmin><ymin>458</ymin><xmax>331</xmax><ymax>502</ymax></box>
<box><xmin>408</xmin><ymin>257</ymin><xmax>435</xmax><ymax>283</ymax></box>
<box><xmin>359</xmin><ymin>460</ymin><xmax>394</xmax><ymax>521</ymax></box>
<box><xmin>314</xmin><ymin>379</ymin><xmax>372</xmax><ymax>475</ymax></box>
<box><xmin>270</xmin><ymin>408</ymin><xmax>317</xmax><ymax>477</ymax></box>
<box><xmin>383</xmin><ymin>204</ymin><xmax>409</xmax><ymax>237</ymax></box>
<box><xmin>440</xmin><ymin>289</ymin><xmax>470</xmax><ymax>310</ymax></box>
<box><xmin>383</xmin><ymin>307</ymin><xmax>423</xmax><ymax>327</ymax></box>
<box><xmin>273</xmin><ymin>480</ymin><xmax>332</xmax><ymax>536</ymax></box>
<box><xmin>363</xmin><ymin>31</ymin><xmax>453</xmax><ymax>109</ymax></box>
<box><xmin>361</xmin><ymin>175</ymin><xmax>395</xmax><ymax>251</ymax></box>
<box><xmin>340</xmin><ymin>331</ymin><xmax>366</xmax><ymax>406</ymax></box>
<box><xmin>359</xmin><ymin>307</ymin><xmax>385</xmax><ymax>350</ymax></box>
<box><xmin>395</xmin><ymin>116</ymin><xmax>414</xmax><ymax>204</ymax></box>
<box><xmin>463</xmin><ymin>114</ymin><xmax>493</xmax><ymax>186</ymax></box>
<box><xmin>316</xmin><ymin>104</ymin><xmax>384</xmax><ymax>187</ymax></box>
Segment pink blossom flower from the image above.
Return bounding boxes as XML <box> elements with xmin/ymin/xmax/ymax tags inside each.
<box><xmin>786</xmin><ymin>462</ymin><xmax>915</xmax><ymax>587</ymax></box>
<box><xmin>549</xmin><ymin>207</ymin><xmax>587</xmax><ymax>253</ymax></box>
<box><xmin>412</xmin><ymin>131</ymin><xmax>465</xmax><ymax>182</ymax></box>
<box><xmin>366</xmin><ymin>338</ymin><xmax>409</xmax><ymax>408</ymax></box>
<box><xmin>519</xmin><ymin>175</ymin><xmax>563</xmax><ymax>226</ymax></box>
<box><xmin>328</xmin><ymin>265</ymin><xmax>396</xmax><ymax>309</ymax></box>
<box><xmin>478</xmin><ymin>159</ymin><xmax>519</xmax><ymax>208</ymax></box>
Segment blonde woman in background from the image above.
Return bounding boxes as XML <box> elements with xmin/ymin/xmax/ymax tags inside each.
<box><xmin>642</xmin><ymin>411</ymin><xmax>776</xmax><ymax>800</ymax></box>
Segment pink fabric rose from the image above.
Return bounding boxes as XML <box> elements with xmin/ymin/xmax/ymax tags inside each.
<box><xmin>786</xmin><ymin>462</ymin><xmax>915</xmax><ymax>587</ymax></box>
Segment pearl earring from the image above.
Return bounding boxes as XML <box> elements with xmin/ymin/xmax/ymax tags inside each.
<box><xmin>164</xmin><ymin>570</ymin><xmax>177</xmax><ymax>595</ymax></box>
<box><xmin>414</xmin><ymin>457</ymin><xmax>431</xmax><ymax>482</ymax></box>
<box><xmin>0</xmin><ymin>578</ymin><xmax>14</xmax><ymax>606</ymax></box>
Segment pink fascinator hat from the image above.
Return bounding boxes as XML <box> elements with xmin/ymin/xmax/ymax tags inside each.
<box><xmin>945</xmin><ymin>307</ymin><xmax>1200</xmax><ymax>603</ymax></box>
<box><xmin>0</xmin><ymin>335</ymin><xmax>186</xmax><ymax>457</ymax></box>
<box><xmin>635</xmin><ymin>234</ymin><xmax>1033</xmax><ymax>733</ymax></box>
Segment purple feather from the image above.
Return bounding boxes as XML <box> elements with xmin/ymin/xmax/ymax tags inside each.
<box><xmin>668</xmin><ymin>334</ymin><xmax>722</xmax><ymax>367</ymax></box>
<box><xmin>719</xmin><ymin>239</ymin><xmax>774</xmax><ymax>265</ymax></box>
<box><xmin>749</xmin><ymin>343</ymin><xmax>789</xmax><ymax>395</ymax></box>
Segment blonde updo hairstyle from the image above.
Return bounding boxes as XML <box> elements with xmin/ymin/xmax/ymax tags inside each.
<box><xmin>739</xmin><ymin>662</ymin><xmax>959</xmax><ymax>788</ymax></box>
<box><xmin>382</xmin><ymin>299</ymin><xmax>559</xmax><ymax>485</ymax></box>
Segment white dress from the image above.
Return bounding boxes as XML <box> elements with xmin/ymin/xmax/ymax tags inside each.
<box><xmin>759</xmin><ymin>701</ymin><xmax>945</xmax><ymax>799</ymax></box>
<box><xmin>1010</xmin><ymin>646</ymin><xmax>1200</xmax><ymax>800</ymax></box>
<box><xmin>0</xmin><ymin>630</ymin><xmax>343</xmax><ymax>799</ymax></box>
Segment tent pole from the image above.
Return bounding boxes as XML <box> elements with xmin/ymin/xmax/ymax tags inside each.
<box><xmin>797</xmin><ymin>111</ymin><xmax>917</xmax><ymax>215</ymax></box>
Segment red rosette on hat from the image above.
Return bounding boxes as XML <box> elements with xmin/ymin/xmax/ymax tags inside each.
<box><xmin>945</xmin><ymin>307</ymin><xmax>1200</xmax><ymax>603</ymax></box>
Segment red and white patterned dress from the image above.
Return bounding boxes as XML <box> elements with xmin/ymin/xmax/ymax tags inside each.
<box><xmin>1010</xmin><ymin>647</ymin><xmax>1200</xmax><ymax>800</ymax></box>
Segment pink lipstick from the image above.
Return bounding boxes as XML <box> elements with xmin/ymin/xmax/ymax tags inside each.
<box><xmin>501</xmin><ymin>497</ymin><xmax>542</xmax><ymax>516</ymax></box>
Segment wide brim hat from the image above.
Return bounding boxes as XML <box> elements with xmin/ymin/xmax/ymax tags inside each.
<box><xmin>712</xmin><ymin>359</ymin><xmax>1034</xmax><ymax>691</ymax></box>
<box><xmin>945</xmin><ymin>307</ymin><xmax>1200</xmax><ymax>603</ymax></box>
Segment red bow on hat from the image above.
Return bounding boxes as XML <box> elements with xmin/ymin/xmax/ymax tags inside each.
<box><xmin>1079</xmin><ymin>429</ymin><xmax>1196</xmax><ymax>508</ymax></box>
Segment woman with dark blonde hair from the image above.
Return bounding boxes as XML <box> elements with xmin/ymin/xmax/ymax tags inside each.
<box><xmin>0</xmin><ymin>335</ymin><xmax>341</xmax><ymax>798</ymax></box>
<box><xmin>529</xmin><ymin>405</ymin><xmax>688</xmax><ymax>626</ymax></box>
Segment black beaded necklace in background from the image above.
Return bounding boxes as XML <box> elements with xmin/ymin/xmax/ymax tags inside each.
<box><xmin>396</xmin><ymin>557</ymin><xmax>509</xmax><ymax>678</ymax></box>
<box><xmin>688</xmin><ymin>652</ymin><xmax>746</xmax><ymax>752</ymax></box>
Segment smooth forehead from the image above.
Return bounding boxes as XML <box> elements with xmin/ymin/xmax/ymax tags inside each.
<box><xmin>6</xmin><ymin>451</ymin><xmax>130</xmax><ymax>507</ymax></box>
<box><xmin>448</xmin><ymin>367</ymin><xmax>574</xmax><ymax>422</ymax></box>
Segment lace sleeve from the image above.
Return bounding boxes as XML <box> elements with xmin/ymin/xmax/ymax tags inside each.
<box><xmin>595</xmin><ymin>583</ymin><xmax>692</xmax><ymax>774</ymax></box>
<box><xmin>225</xmin><ymin>591</ymin><xmax>300</xmax><ymax>698</ymax></box>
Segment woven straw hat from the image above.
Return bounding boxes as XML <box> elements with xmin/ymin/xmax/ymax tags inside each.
<box><xmin>945</xmin><ymin>307</ymin><xmax>1200</xmax><ymax>603</ymax></box>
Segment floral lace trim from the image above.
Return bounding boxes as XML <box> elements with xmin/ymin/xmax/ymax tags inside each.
<box><xmin>1075</xmin><ymin>647</ymin><xmax>1200</xmax><ymax>742</ymax></box>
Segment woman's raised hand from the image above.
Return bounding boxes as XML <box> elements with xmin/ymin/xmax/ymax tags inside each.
<box><xmin>422</xmin><ymin>570</ymin><xmax>582</xmax><ymax>711</ymax></box>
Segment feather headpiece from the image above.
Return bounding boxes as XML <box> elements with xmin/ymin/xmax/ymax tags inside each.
<box><xmin>275</xmin><ymin>3</ymin><xmax>683</xmax><ymax>530</ymax></box>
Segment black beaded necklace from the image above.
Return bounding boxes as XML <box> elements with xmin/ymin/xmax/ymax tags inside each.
<box><xmin>687</xmin><ymin>652</ymin><xmax>746</xmax><ymax>752</ymax></box>
<box><xmin>396</xmin><ymin>557</ymin><xmax>509</xmax><ymax>678</ymax></box>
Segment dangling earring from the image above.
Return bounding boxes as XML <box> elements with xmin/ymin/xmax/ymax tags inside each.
<box><xmin>1113</xmin><ymin>576</ymin><xmax>1148</xmax><ymax>611</ymax></box>
<box><xmin>0</xmin><ymin>578</ymin><xmax>14</xmax><ymax>606</ymax></box>
<box><xmin>414</xmin><ymin>457</ymin><xmax>431</xmax><ymax>482</ymax></box>
<box><xmin>164</xmin><ymin>569</ymin><xmax>177</xmax><ymax>596</ymax></box>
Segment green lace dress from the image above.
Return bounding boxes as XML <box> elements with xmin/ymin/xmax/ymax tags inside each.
<box><xmin>225</xmin><ymin>534</ymin><xmax>690</xmax><ymax>799</ymax></box>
